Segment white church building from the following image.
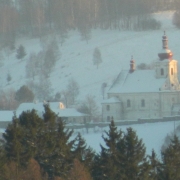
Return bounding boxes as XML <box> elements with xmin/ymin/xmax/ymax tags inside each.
<box><xmin>102</xmin><ymin>32</ymin><xmax>180</xmax><ymax>121</ymax></box>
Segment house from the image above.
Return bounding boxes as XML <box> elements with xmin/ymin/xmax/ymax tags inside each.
<box><xmin>102</xmin><ymin>32</ymin><xmax>180</xmax><ymax>121</ymax></box>
<box><xmin>16</xmin><ymin>102</ymin><xmax>90</xmax><ymax>124</ymax></box>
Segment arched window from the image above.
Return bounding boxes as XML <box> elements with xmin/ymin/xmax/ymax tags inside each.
<box><xmin>127</xmin><ymin>99</ymin><xmax>131</xmax><ymax>107</ymax></box>
<box><xmin>161</xmin><ymin>68</ymin><xmax>164</xmax><ymax>76</ymax></box>
<box><xmin>106</xmin><ymin>105</ymin><xmax>110</xmax><ymax>111</ymax></box>
<box><xmin>141</xmin><ymin>99</ymin><xmax>145</xmax><ymax>107</ymax></box>
<box><xmin>171</xmin><ymin>68</ymin><xmax>173</xmax><ymax>75</ymax></box>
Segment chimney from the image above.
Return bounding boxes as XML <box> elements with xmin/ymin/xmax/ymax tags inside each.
<box><xmin>129</xmin><ymin>56</ymin><xmax>135</xmax><ymax>73</ymax></box>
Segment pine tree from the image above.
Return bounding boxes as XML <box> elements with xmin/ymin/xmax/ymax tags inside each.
<box><xmin>3</xmin><ymin>114</ymin><xmax>28</xmax><ymax>178</ymax></box>
<box><xmin>73</xmin><ymin>133</ymin><xmax>95</xmax><ymax>171</ymax></box>
<box><xmin>159</xmin><ymin>135</ymin><xmax>180</xmax><ymax>180</ymax></box>
<box><xmin>16</xmin><ymin>44</ymin><xmax>26</xmax><ymax>60</ymax></box>
<box><xmin>18</xmin><ymin>109</ymin><xmax>44</xmax><ymax>158</ymax></box>
<box><xmin>35</xmin><ymin>105</ymin><xmax>77</xmax><ymax>179</ymax></box>
<box><xmin>148</xmin><ymin>149</ymin><xmax>160</xmax><ymax>180</ymax></box>
<box><xmin>93</xmin><ymin>47</ymin><xmax>102</xmax><ymax>69</ymax></box>
<box><xmin>123</xmin><ymin>127</ymin><xmax>149</xmax><ymax>180</ymax></box>
<box><xmin>97</xmin><ymin>119</ymin><xmax>124</xmax><ymax>180</ymax></box>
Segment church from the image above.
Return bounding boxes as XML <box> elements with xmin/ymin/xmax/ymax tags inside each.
<box><xmin>102</xmin><ymin>32</ymin><xmax>180</xmax><ymax>121</ymax></box>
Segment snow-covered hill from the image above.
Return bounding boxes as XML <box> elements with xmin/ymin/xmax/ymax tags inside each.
<box><xmin>0</xmin><ymin>11</ymin><xmax>179</xmax><ymax>111</ymax></box>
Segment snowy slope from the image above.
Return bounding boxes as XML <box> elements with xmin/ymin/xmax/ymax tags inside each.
<box><xmin>0</xmin><ymin>11</ymin><xmax>179</xmax><ymax>110</ymax></box>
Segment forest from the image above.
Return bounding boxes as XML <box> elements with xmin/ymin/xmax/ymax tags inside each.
<box><xmin>0</xmin><ymin>104</ymin><xmax>180</xmax><ymax>180</ymax></box>
<box><xmin>0</xmin><ymin>0</ymin><xmax>180</xmax><ymax>48</ymax></box>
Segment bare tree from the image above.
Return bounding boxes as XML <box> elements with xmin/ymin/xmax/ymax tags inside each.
<box><xmin>78</xmin><ymin>94</ymin><xmax>99</xmax><ymax>121</ymax></box>
<box><xmin>0</xmin><ymin>88</ymin><xmax>18</xmax><ymax>110</ymax></box>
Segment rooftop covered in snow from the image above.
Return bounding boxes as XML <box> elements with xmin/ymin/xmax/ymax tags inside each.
<box><xmin>108</xmin><ymin>69</ymin><xmax>166</xmax><ymax>94</ymax></box>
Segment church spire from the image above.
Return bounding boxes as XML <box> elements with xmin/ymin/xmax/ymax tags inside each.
<box><xmin>162</xmin><ymin>31</ymin><xmax>168</xmax><ymax>49</ymax></box>
<box><xmin>129</xmin><ymin>56</ymin><xmax>135</xmax><ymax>73</ymax></box>
<box><xmin>158</xmin><ymin>32</ymin><xmax>173</xmax><ymax>60</ymax></box>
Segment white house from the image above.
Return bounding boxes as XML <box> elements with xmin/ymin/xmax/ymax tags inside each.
<box><xmin>16</xmin><ymin>102</ymin><xmax>90</xmax><ymax>124</ymax></box>
<box><xmin>102</xmin><ymin>32</ymin><xmax>180</xmax><ymax>121</ymax></box>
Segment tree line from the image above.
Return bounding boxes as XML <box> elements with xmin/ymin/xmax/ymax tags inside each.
<box><xmin>0</xmin><ymin>105</ymin><xmax>180</xmax><ymax>179</ymax></box>
<box><xmin>0</xmin><ymin>0</ymin><xmax>179</xmax><ymax>47</ymax></box>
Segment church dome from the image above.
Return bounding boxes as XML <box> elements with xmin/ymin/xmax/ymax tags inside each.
<box><xmin>158</xmin><ymin>31</ymin><xmax>173</xmax><ymax>60</ymax></box>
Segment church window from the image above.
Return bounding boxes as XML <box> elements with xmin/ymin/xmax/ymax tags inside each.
<box><xmin>127</xmin><ymin>99</ymin><xmax>131</xmax><ymax>107</ymax></box>
<box><xmin>161</xmin><ymin>68</ymin><xmax>164</xmax><ymax>75</ymax></box>
<box><xmin>141</xmin><ymin>99</ymin><xmax>145</xmax><ymax>107</ymax></box>
<box><xmin>107</xmin><ymin>116</ymin><xmax>110</xmax><ymax>121</ymax></box>
<box><xmin>171</xmin><ymin>68</ymin><xmax>173</xmax><ymax>75</ymax></box>
<box><xmin>106</xmin><ymin>105</ymin><xmax>110</xmax><ymax>111</ymax></box>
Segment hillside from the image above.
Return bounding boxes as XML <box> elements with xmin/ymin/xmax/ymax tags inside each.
<box><xmin>0</xmin><ymin>11</ymin><xmax>179</xmax><ymax>112</ymax></box>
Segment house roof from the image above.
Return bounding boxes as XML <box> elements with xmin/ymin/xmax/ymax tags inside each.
<box><xmin>16</xmin><ymin>102</ymin><xmax>88</xmax><ymax>117</ymax></box>
<box><xmin>108</xmin><ymin>69</ymin><xmax>166</xmax><ymax>94</ymax></box>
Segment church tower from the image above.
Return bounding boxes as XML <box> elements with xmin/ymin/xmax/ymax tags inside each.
<box><xmin>155</xmin><ymin>32</ymin><xmax>180</xmax><ymax>90</ymax></box>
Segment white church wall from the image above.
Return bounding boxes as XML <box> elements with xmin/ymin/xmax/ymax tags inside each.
<box><xmin>102</xmin><ymin>102</ymin><xmax>122</xmax><ymax>121</ymax></box>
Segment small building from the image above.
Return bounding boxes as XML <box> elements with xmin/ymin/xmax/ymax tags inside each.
<box><xmin>16</xmin><ymin>102</ymin><xmax>90</xmax><ymax>124</ymax></box>
<box><xmin>102</xmin><ymin>32</ymin><xmax>180</xmax><ymax>121</ymax></box>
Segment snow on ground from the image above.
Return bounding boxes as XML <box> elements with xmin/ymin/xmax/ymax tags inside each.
<box><xmin>0</xmin><ymin>120</ymin><xmax>179</xmax><ymax>158</ymax></box>
<box><xmin>82</xmin><ymin>120</ymin><xmax>180</xmax><ymax>158</ymax></box>
<box><xmin>0</xmin><ymin>11</ymin><xmax>179</xmax><ymax>107</ymax></box>
<box><xmin>0</xmin><ymin>11</ymin><xmax>180</xmax><ymax>158</ymax></box>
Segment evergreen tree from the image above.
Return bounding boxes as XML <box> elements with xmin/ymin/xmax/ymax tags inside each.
<box><xmin>15</xmin><ymin>85</ymin><xmax>34</xmax><ymax>103</ymax></box>
<box><xmin>148</xmin><ymin>149</ymin><xmax>160</xmax><ymax>180</ymax></box>
<box><xmin>18</xmin><ymin>109</ymin><xmax>44</xmax><ymax>158</ymax></box>
<box><xmin>73</xmin><ymin>133</ymin><xmax>95</xmax><ymax>172</ymax></box>
<box><xmin>7</xmin><ymin>73</ymin><xmax>11</xmax><ymax>84</ymax></box>
<box><xmin>122</xmin><ymin>127</ymin><xmax>149</xmax><ymax>180</ymax></box>
<box><xmin>35</xmin><ymin>105</ymin><xmax>77</xmax><ymax>179</ymax></box>
<box><xmin>3</xmin><ymin>114</ymin><xmax>28</xmax><ymax>178</ymax></box>
<box><xmin>159</xmin><ymin>135</ymin><xmax>180</xmax><ymax>180</ymax></box>
<box><xmin>97</xmin><ymin>119</ymin><xmax>125</xmax><ymax>180</ymax></box>
<box><xmin>16</xmin><ymin>44</ymin><xmax>26</xmax><ymax>60</ymax></box>
<box><xmin>91</xmin><ymin>154</ymin><xmax>103</xmax><ymax>180</ymax></box>
<box><xmin>93</xmin><ymin>47</ymin><xmax>102</xmax><ymax>69</ymax></box>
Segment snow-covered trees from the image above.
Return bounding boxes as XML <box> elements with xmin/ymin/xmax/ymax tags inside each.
<box><xmin>93</xmin><ymin>47</ymin><xmax>102</xmax><ymax>69</ymax></box>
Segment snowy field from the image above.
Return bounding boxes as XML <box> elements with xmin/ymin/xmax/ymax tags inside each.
<box><xmin>82</xmin><ymin>120</ymin><xmax>180</xmax><ymax>158</ymax></box>
<box><xmin>1</xmin><ymin>120</ymin><xmax>179</xmax><ymax>158</ymax></box>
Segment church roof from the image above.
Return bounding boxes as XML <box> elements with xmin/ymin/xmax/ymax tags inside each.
<box><xmin>101</xmin><ymin>97</ymin><xmax>121</xmax><ymax>104</ymax></box>
<box><xmin>108</xmin><ymin>69</ymin><xmax>166</xmax><ymax>93</ymax></box>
